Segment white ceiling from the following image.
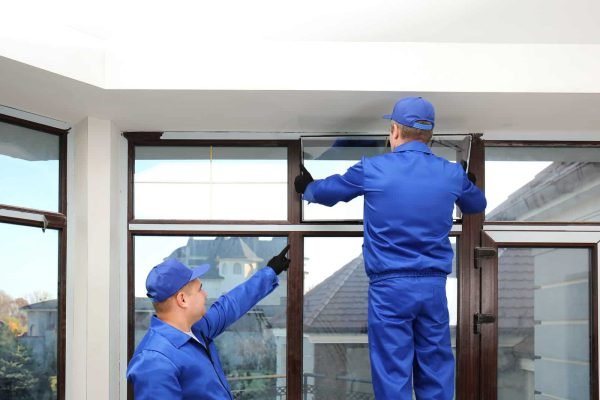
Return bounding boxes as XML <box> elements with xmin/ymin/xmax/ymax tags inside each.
<box><xmin>31</xmin><ymin>0</ymin><xmax>600</xmax><ymax>44</ymax></box>
<box><xmin>1</xmin><ymin>55</ymin><xmax>600</xmax><ymax>138</ymax></box>
<box><xmin>1</xmin><ymin>1</ymin><xmax>600</xmax><ymax>137</ymax></box>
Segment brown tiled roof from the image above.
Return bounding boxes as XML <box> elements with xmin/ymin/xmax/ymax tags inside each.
<box><xmin>303</xmin><ymin>256</ymin><xmax>369</xmax><ymax>333</ymax></box>
<box><xmin>498</xmin><ymin>248</ymin><xmax>534</xmax><ymax>330</ymax></box>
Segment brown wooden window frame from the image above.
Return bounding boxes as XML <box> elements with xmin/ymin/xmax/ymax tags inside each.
<box><xmin>0</xmin><ymin>113</ymin><xmax>68</xmax><ymax>400</ymax></box>
<box><xmin>126</xmin><ymin>134</ymin><xmax>599</xmax><ymax>400</ymax></box>
<box><xmin>124</xmin><ymin>133</ymin><xmax>480</xmax><ymax>400</ymax></box>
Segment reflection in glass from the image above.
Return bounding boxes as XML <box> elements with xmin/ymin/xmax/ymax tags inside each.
<box><xmin>0</xmin><ymin>121</ymin><xmax>60</xmax><ymax>212</ymax></box>
<box><xmin>134</xmin><ymin>236</ymin><xmax>288</xmax><ymax>398</ymax></box>
<box><xmin>0</xmin><ymin>223</ymin><xmax>58</xmax><ymax>400</ymax></box>
<box><xmin>134</xmin><ymin>146</ymin><xmax>287</xmax><ymax>220</ymax></box>
<box><xmin>301</xmin><ymin>136</ymin><xmax>469</xmax><ymax>221</ymax></box>
<box><xmin>485</xmin><ymin>147</ymin><xmax>600</xmax><ymax>221</ymax></box>
<box><xmin>302</xmin><ymin>237</ymin><xmax>458</xmax><ymax>400</ymax></box>
<box><xmin>497</xmin><ymin>248</ymin><xmax>590</xmax><ymax>399</ymax></box>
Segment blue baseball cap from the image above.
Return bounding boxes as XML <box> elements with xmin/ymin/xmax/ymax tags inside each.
<box><xmin>146</xmin><ymin>258</ymin><xmax>210</xmax><ymax>302</ymax></box>
<box><xmin>383</xmin><ymin>96</ymin><xmax>435</xmax><ymax>130</ymax></box>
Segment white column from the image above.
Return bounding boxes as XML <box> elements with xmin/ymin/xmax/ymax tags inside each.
<box><xmin>66</xmin><ymin>117</ymin><xmax>127</xmax><ymax>400</ymax></box>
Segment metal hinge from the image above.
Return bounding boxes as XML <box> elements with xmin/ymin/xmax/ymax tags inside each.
<box><xmin>474</xmin><ymin>313</ymin><xmax>496</xmax><ymax>334</ymax></box>
<box><xmin>474</xmin><ymin>247</ymin><xmax>497</xmax><ymax>269</ymax></box>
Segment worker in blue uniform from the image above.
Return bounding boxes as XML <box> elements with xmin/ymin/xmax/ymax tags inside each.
<box><xmin>294</xmin><ymin>96</ymin><xmax>486</xmax><ymax>400</ymax></box>
<box><xmin>126</xmin><ymin>245</ymin><xmax>291</xmax><ymax>399</ymax></box>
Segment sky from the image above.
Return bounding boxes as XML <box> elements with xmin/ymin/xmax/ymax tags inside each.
<box><xmin>0</xmin><ymin>153</ymin><xmax>59</xmax><ymax>299</ymax></box>
<box><xmin>0</xmin><ymin>220</ymin><xmax>58</xmax><ymax>300</ymax></box>
<box><xmin>485</xmin><ymin>161</ymin><xmax>551</xmax><ymax>213</ymax></box>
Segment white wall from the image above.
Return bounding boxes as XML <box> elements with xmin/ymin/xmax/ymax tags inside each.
<box><xmin>66</xmin><ymin>117</ymin><xmax>127</xmax><ymax>400</ymax></box>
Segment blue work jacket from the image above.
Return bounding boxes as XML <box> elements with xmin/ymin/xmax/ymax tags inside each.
<box><xmin>126</xmin><ymin>267</ymin><xmax>279</xmax><ymax>399</ymax></box>
<box><xmin>304</xmin><ymin>141</ymin><xmax>486</xmax><ymax>277</ymax></box>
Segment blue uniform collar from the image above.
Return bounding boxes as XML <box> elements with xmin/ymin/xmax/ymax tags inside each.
<box><xmin>392</xmin><ymin>140</ymin><xmax>432</xmax><ymax>154</ymax></box>
<box><xmin>150</xmin><ymin>315</ymin><xmax>196</xmax><ymax>349</ymax></box>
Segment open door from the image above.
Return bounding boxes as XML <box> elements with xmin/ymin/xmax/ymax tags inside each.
<box><xmin>479</xmin><ymin>229</ymin><xmax>599</xmax><ymax>400</ymax></box>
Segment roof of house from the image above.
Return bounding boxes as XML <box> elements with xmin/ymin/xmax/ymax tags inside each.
<box><xmin>303</xmin><ymin>256</ymin><xmax>369</xmax><ymax>333</ymax></box>
<box><xmin>497</xmin><ymin>248</ymin><xmax>534</xmax><ymax>331</ymax></box>
<box><xmin>21</xmin><ymin>299</ymin><xmax>58</xmax><ymax>311</ymax></box>
<box><xmin>487</xmin><ymin>161</ymin><xmax>600</xmax><ymax>221</ymax></box>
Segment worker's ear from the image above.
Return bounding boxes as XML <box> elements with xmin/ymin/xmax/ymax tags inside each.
<box><xmin>174</xmin><ymin>291</ymin><xmax>188</xmax><ymax>308</ymax></box>
<box><xmin>390</xmin><ymin>123</ymin><xmax>401</xmax><ymax>141</ymax></box>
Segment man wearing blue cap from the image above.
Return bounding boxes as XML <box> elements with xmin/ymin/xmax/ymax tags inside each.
<box><xmin>294</xmin><ymin>97</ymin><xmax>486</xmax><ymax>400</ymax></box>
<box><xmin>127</xmin><ymin>245</ymin><xmax>291</xmax><ymax>399</ymax></box>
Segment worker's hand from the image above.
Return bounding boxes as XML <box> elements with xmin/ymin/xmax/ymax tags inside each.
<box><xmin>294</xmin><ymin>164</ymin><xmax>314</xmax><ymax>194</ymax></box>
<box><xmin>467</xmin><ymin>172</ymin><xmax>477</xmax><ymax>184</ymax></box>
<box><xmin>461</xmin><ymin>161</ymin><xmax>476</xmax><ymax>184</ymax></box>
<box><xmin>267</xmin><ymin>245</ymin><xmax>291</xmax><ymax>275</ymax></box>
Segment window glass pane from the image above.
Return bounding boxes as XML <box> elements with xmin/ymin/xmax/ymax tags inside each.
<box><xmin>497</xmin><ymin>247</ymin><xmax>590</xmax><ymax>399</ymax></box>
<box><xmin>302</xmin><ymin>136</ymin><xmax>469</xmax><ymax>221</ymax></box>
<box><xmin>485</xmin><ymin>147</ymin><xmax>600</xmax><ymax>221</ymax></box>
<box><xmin>134</xmin><ymin>146</ymin><xmax>287</xmax><ymax>220</ymax></box>
<box><xmin>0</xmin><ymin>121</ymin><xmax>60</xmax><ymax>212</ymax></box>
<box><xmin>0</xmin><ymin>222</ymin><xmax>58</xmax><ymax>399</ymax></box>
<box><xmin>134</xmin><ymin>236</ymin><xmax>288</xmax><ymax>398</ymax></box>
<box><xmin>303</xmin><ymin>236</ymin><xmax>458</xmax><ymax>399</ymax></box>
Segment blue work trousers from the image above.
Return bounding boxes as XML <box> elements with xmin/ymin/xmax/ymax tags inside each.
<box><xmin>368</xmin><ymin>275</ymin><xmax>454</xmax><ymax>400</ymax></box>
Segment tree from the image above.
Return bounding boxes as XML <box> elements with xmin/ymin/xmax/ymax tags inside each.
<box><xmin>0</xmin><ymin>323</ymin><xmax>38</xmax><ymax>399</ymax></box>
<box><xmin>4</xmin><ymin>316</ymin><xmax>27</xmax><ymax>336</ymax></box>
<box><xmin>0</xmin><ymin>290</ymin><xmax>28</xmax><ymax>332</ymax></box>
<box><xmin>0</xmin><ymin>291</ymin><xmax>25</xmax><ymax>318</ymax></box>
<box><xmin>0</xmin><ymin>290</ymin><xmax>57</xmax><ymax>399</ymax></box>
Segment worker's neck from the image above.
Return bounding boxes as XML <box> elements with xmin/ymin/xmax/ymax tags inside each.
<box><xmin>391</xmin><ymin>137</ymin><xmax>411</xmax><ymax>150</ymax></box>
<box><xmin>158</xmin><ymin>313</ymin><xmax>193</xmax><ymax>333</ymax></box>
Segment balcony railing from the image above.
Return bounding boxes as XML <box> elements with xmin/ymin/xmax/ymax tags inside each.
<box><xmin>228</xmin><ymin>373</ymin><xmax>374</xmax><ymax>400</ymax></box>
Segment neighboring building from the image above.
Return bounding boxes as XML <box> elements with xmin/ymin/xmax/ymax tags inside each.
<box><xmin>19</xmin><ymin>300</ymin><xmax>58</xmax><ymax>375</ymax></box>
<box><xmin>168</xmin><ymin>236</ymin><xmax>287</xmax><ymax>304</ymax></box>
<box><xmin>302</xmin><ymin>256</ymin><xmax>371</xmax><ymax>398</ymax></box>
<box><xmin>487</xmin><ymin>161</ymin><xmax>600</xmax><ymax>222</ymax></box>
<box><xmin>488</xmin><ymin>161</ymin><xmax>598</xmax><ymax>399</ymax></box>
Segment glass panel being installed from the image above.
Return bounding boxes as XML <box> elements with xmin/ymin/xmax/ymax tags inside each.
<box><xmin>0</xmin><ymin>222</ymin><xmax>59</xmax><ymax>400</ymax></box>
<box><xmin>301</xmin><ymin>135</ymin><xmax>470</xmax><ymax>221</ymax></box>
<box><xmin>134</xmin><ymin>146</ymin><xmax>288</xmax><ymax>220</ymax></box>
<box><xmin>134</xmin><ymin>235</ymin><xmax>288</xmax><ymax>399</ymax></box>
<box><xmin>303</xmin><ymin>236</ymin><xmax>458</xmax><ymax>399</ymax></box>
<box><xmin>485</xmin><ymin>146</ymin><xmax>600</xmax><ymax>221</ymax></box>
<box><xmin>0</xmin><ymin>121</ymin><xmax>60</xmax><ymax>212</ymax></box>
<box><xmin>497</xmin><ymin>247</ymin><xmax>590</xmax><ymax>399</ymax></box>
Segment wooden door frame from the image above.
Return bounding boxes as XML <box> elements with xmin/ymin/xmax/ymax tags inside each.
<box><xmin>479</xmin><ymin>230</ymin><xmax>599</xmax><ymax>400</ymax></box>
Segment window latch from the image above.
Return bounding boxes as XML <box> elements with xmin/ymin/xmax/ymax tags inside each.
<box><xmin>474</xmin><ymin>313</ymin><xmax>496</xmax><ymax>334</ymax></box>
<box><xmin>0</xmin><ymin>207</ymin><xmax>48</xmax><ymax>232</ymax></box>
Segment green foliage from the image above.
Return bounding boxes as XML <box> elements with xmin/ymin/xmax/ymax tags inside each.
<box><xmin>0</xmin><ymin>288</ymin><xmax>57</xmax><ymax>400</ymax></box>
<box><xmin>0</xmin><ymin>323</ymin><xmax>39</xmax><ymax>399</ymax></box>
<box><xmin>49</xmin><ymin>375</ymin><xmax>57</xmax><ymax>394</ymax></box>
